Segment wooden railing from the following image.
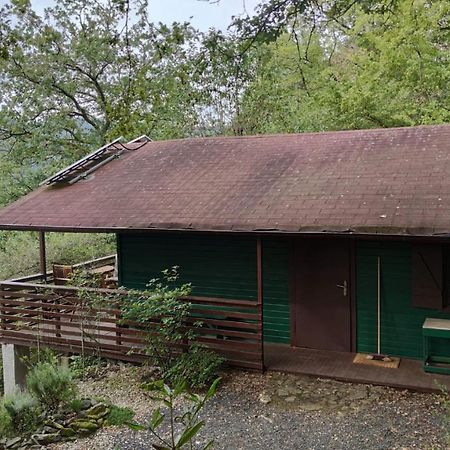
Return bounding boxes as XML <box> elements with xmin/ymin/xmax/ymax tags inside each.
<box><xmin>8</xmin><ymin>255</ymin><xmax>117</xmax><ymax>284</ymax></box>
<box><xmin>0</xmin><ymin>281</ymin><xmax>263</xmax><ymax>370</ymax></box>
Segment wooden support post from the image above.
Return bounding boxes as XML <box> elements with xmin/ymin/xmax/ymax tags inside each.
<box><xmin>116</xmin><ymin>312</ymin><xmax>123</xmax><ymax>347</ymax></box>
<box><xmin>2</xmin><ymin>344</ymin><xmax>30</xmax><ymax>395</ymax></box>
<box><xmin>377</xmin><ymin>256</ymin><xmax>381</xmax><ymax>355</ymax></box>
<box><xmin>256</xmin><ymin>236</ymin><xmax>264</xmax><ymax>371</ymax></box>
<box><xmin>39</xmin><ymin>231</ymin><xmax>47</xmax><ymax>282</ymax></box>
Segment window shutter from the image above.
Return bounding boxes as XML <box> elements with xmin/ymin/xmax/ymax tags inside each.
<box><xmin>412</xmin><ymin>244</ymin><xmax>443</xmax><ymax>309</ymax></box>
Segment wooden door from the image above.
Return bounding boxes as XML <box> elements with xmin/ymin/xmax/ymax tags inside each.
<box><xmin>292</xmin><ymin>239</ymin><xmax>351</xmax><ymax>352</ymax></box>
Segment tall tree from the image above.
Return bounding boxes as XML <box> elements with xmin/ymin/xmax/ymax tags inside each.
<box><xmin>233</xmin><ymin>0</ymin><xmax>398</xmax><ymax>46</ymax></box>
<box><xmin>0</xmin><ymin>0</ymin><xmax>208</xmax><ymax>202</ymax></box>
<box><xmin>237</xmin><ymin>0</ymin><xmax>450</xmax><ymax>134</ymax></box>
<box><xmin>342</xmin><ymin>0</ymin><xmax>450</xmax><ymax>128</ymax></box>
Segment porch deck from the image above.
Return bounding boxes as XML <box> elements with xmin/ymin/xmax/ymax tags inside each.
<box><xmin>265</xmin><ymin>344</ymin><xmax>450</xmax><ymax>393</ymax></box>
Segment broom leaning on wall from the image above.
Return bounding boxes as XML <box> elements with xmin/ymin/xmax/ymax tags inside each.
<box><xmin>353</xmin><ymin>256</ymin><xmax>401</xmax><ymax>369</ymax></box>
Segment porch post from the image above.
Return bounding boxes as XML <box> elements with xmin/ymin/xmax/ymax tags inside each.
<box><xmin>1</xmin><ymin>344</ymin><xmax>29</xmax><ymax>395</ymax></box>
<box><xmin>256</xmin><ymin>236</ymin><xmax>264</xmax><ymax>370</ymax></box>
<box><xmin>39</xmin><ymin>230</ymin><xmax>47</xmax><ymax>282</ymax></box>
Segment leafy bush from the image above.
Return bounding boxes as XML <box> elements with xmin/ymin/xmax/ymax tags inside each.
<box><xmin>72</xmin><ymin>267</ymin><xmax>225</xmax><ymax>389</ymax></box>
<box><xmin>165</xmin><ymin>345</ymin><xmax>224</xmax><ymax>389</ymax></box>
<box><xmin>26</xmin><ymin>362</ymin><xmax>77</xmax><ymax>411</ymax></box>
<box><xmin>1</xmin><ymin>391</ymin><xmax>40</xmax><ymax>435</ymax></box>
<box><xmin>119</xmin><ymin>267</ymin><xmax>194</xmax><ymax>375</ymax></box>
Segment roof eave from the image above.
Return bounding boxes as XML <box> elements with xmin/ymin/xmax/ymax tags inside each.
<box><xmin>0</xmin><ymin>223</ymin><xmax>449</xmax><ymax>241</ymax></box>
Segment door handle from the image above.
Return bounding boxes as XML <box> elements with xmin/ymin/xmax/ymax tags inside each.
<box><xmin>337</xmin><ymin>280</ymin><xmax>348</xmax><ymax>296</ymax></box>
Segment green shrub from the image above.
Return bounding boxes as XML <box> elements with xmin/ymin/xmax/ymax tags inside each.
<box><xmin>105</xmin><ymin>268</ymin><xmax>224</xmax><ymax>389</ymax></box>
<box><xmin>105</xmin><ymin>405</ymin><xmax>135</xmax><ymax>426</ymax></box>
<box><xmin>26</xmin><ymin>362</ymin><xmax>76</xmax><ymax>410</ymax></box>
<box><xmin>20</xmin><ymin>347</ymin><xmax>59</xmax><ymax>369</ymax></box>
<box><xmin>165</xmin><ymin>345</ymin><xmax>224</xmax><ymax>389</ymax></box>
<box><xmin>1</xmin><ymin>391</ymin><xmax>40</xmax><ymax>435</ymax></box>
<box><xmin>0</xmin><ymin>403</ymin><xmax>13</xmax><ymax>437</ymax></box>
<box><xmin>119</xmin><ymin>267</ymin><xmax>193</xmax><ymax>376</ymax></box>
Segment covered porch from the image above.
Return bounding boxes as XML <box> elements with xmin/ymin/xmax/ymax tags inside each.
<box><xmin>2</xmin><ymin>236</ymin><xmax>450</xmax><ymax>393</ymax></box>
<box><xmin>265</xmin><ymin>344</ymin><xmax>450</xmax><ymax>393</ymax></box>
<box><xmin>0</xmin><ymin>240</ymin><xmax>264</xmax><ymax>377</ymax></box>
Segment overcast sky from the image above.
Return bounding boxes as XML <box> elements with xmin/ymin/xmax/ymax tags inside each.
<box><xmin>8</xmin><ymin>0</ymin><xmax>260</xmax><ymax>31</ymax></box>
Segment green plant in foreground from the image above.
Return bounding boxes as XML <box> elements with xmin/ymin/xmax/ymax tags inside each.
<box><xmin>26</xmin><ymin>361</ymin><xmax>77</xmax><ymax>411</ymax></box>
<box><xmin>1</xmin><ymin>390</ymin><xmax>40</xmax><ymax>436</ymax></box>
<box><xmin>129</xmin><ymin>378</ymin><xmax>220</xmax><ymax>450</ymax></box>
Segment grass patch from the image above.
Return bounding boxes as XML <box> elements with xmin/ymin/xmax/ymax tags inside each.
<box><xmin>105</xmin><ymin>405</ymin><xmax>135</xmax><ymax>426</ymax></box>
<box><xmin>68</xmin><ymin>399</ymin><xmax>85</xmax><ymax>413</ymax></box>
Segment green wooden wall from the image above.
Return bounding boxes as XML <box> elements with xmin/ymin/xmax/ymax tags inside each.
<box><xmin>117</xmin><ymin>233</ymin><xmax>290</xmax><ymax>344</ymax></box>
<box><xmin>262</xmin><ymin>239</ymin><xmax>290</xmax><ymax>343</ymax></box>
<box><xmin>356</xmin><ymin>241</ymin><xmax>450</xmax><ymax>359</ymax></box>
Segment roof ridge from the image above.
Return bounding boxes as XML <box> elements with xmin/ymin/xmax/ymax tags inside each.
<box><xmin>143</xmin><ymin>123</ymin><xmax>450</xmax><ymax>146</ymax></box>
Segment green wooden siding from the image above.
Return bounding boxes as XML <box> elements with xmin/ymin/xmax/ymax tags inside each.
<box><xmin>356</xmin><ymin>241</ymin><xmax>450</xmax><ymax>359</ymax></box>
<box><xmin>263</xmin><ymin>239</ymin><xmax>290</xmax><ymax>344</ymax></box>
<box><xmin>118</xmin><ymin>233</ymin><xmax>257</xmax><ymax>298</ymax></box>
<box><xmin>117</xmin><ymin>233</ymin><xmax>290</xmax><ymax>343</ymax></box>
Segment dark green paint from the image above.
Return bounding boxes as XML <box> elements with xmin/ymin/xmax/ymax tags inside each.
<box><xmin>117</xmin><ymin>233</ymin><xmax>290</xmax><ymax>344</ymax></box>
<box><xmin>262</xmin><ymin>238</ymin><xmax>290</xmax><ymax>344</ymax></box>
<box><xmin>356</xmin><ymin>241</ymin><xmax>450</xmax><ymax>359</ymax></box>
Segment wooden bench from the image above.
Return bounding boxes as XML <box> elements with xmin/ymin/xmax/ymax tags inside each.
<box><xmin>423</xmin><ymin>318</ymin><xmax>450</xmax><ymax>375</ymax></box>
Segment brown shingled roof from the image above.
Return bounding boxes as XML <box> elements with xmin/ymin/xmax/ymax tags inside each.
<box><xmin>1</xmin><ymin>124</ymin><xmax>450</xmax><ymax>236</ymax></box>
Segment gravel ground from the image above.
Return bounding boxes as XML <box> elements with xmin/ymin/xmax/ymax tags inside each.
<box><xmin>52</xmin><ymin>365</ymin><xmax>449</xmax><ymax>450</ymax></box>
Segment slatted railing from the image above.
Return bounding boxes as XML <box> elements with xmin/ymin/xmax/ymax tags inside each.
<box><xmin>8</xmin><ymin>255</ymin><xmax>117</xmax><ymax>284</ymax></box>
<box><xmin>0</xmin><ymin>281</ymin><xmax>263</xmax><ymax>370</ymax></box>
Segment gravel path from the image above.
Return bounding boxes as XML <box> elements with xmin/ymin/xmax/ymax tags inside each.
<box><xmin>53</xmin><ymin>366</ymin><xmax>449</xmax><ymax>450</ymax></box>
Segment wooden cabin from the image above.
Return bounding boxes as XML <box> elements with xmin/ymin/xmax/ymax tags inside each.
<box><xmin>2</xmin><ymin>125</ymin><xmax>450</xmax><ymax>390</ymax></box>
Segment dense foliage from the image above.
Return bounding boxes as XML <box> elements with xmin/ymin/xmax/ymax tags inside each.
<box><xmin>164</xmin><ymin>344</ymin><xmax>225</xmax><ymax>389</ymax></box>
<box><xmin>236</xmin><ymin>0</ymin><xmax>450</xmax><ymax>133</ymax></box>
